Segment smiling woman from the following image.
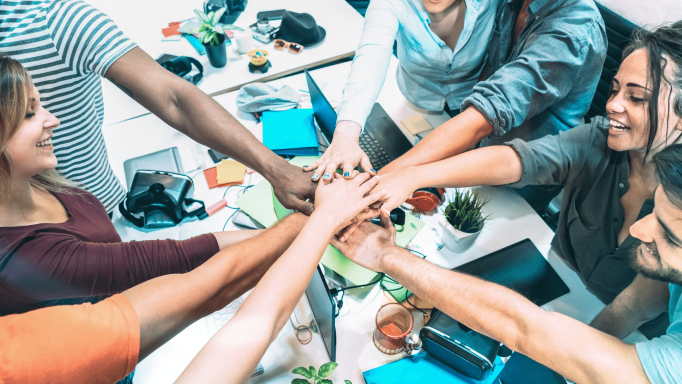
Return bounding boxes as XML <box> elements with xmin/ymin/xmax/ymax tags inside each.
<box><xmin>0</xmin><ymin>55</ymin><xmax>75</xmax><ymax>204</ymax></box>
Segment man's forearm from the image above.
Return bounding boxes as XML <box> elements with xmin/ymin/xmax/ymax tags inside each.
<box><xmin>122</xmin><ymin>213</ymin><xmax>307</xmax><ymax>360</ymax></box>
<box><xmin>380</xmin><ymin>247</ymin><xmax>650</xmax><ymax>383</ymax></box>
<box><xmin>380</xmin><ymin>107</ymin><xmax>493</xmax><ymax>174</ymax></box>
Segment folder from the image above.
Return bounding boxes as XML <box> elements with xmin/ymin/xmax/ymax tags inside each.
<box><xmin>362</xmin><ymin>352</ymin><xmax>504</xmax><ymax>384</ymax></box>
<box><xmin>262</xmin><ymin>109</ymin><xmax>319</xmax><ymax>156</ymax></box>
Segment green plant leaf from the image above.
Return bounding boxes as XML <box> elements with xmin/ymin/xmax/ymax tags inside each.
<box><xmin>345</xmin><ymin>381</ymin><xmax>353</xmax><ymax>384</ymax></box>
<box><xmin>207</xmin><ymin>11</ymin><xmax>215</xmax><ymax>24</ymax></box>
<box><xmin>292</xmin><ymin>367</ymin><xmax>312</xmax><ymax>379</ymax></box>
<box><xmin>194</xmin><ymin>9</ymin><xmax>208</xmax><ymax>24</ymax></box>
<box><xmin>309</xmin><ymin>366</ymin><xmax>317</xmax><ymax>378</ymax></box>
<box><xmin>212</xmin><ymin>7</ymin><xmax>226</xmax><ymax>25</ymax></box>
<box><xmin>319</xmin><ymin>380</ymin><xmax>333</xmax><ymax>384</ymax></box>
<box><xmin>318</xmin><ymin>362</ymin><xmax>338</xmax><ymax>378</ymax></box>
<box><xmin>291</xmin><ymin>379</ymin><xmax>310</xmax><ymax>384</ymax></box>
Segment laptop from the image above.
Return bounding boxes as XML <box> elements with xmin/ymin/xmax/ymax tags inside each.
<box><xmin>304</xmin><ymin>69</ymin><xmax>413</xmax><ymax>170</ymax></box>
<box><xmin>305</xmin><ymin>265</ymin><xmax>337</xmax><ymax>362</ymax></box>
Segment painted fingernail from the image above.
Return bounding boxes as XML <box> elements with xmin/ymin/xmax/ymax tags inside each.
<box><xmin>344</xmin><ymin>171</ymin><xmax>350</xmax><ymax>177</ymax></box>
<box><xmin>370</xmin><ymin>169</ymin><xmax>377</xmax><ymax>173</ymax></box>
<box><xmin>323</xmin><ymin>173</ymin><xmax>331</xmax><ymax>179</ymax></box>
<box><xmin>304</xmin><ymin>165</ymin><xmax>308</xmax><ymax>168</ymax></box>
<box><xmin>312</xmin><ymin>173</ymin><xmax>319</xmax><ymax>179</ymax></box>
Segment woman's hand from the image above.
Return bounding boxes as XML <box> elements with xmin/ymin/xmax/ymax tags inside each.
<box><xmin>335</xmin><ymin>168</ymin><xmax>419</xmax><ymax>242</ymax></box>
<box><xmin>312</xmin><ymin>173</ymin><xmax>385</xmax><ymax>233</ymax></box>
<box><xmin>304</xmin><ymin>121</ymin><xmax>375</xmax><ymax>183</ymax></box>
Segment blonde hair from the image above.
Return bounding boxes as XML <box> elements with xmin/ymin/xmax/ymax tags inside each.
<box><xmin>0</xmin><ymin>55</ymin><xmax>79</xmax><ymax>204</ymax></box>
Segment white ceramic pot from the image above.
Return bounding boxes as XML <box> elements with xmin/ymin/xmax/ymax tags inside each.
<box><xmin>439</xmin><ymin>218</ymin><xmax>482</xmax><ymax>253</ymax></box>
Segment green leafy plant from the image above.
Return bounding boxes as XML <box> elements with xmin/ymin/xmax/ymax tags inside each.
<box><xmin>444</xmin><ymin>189</ymin><xmax>490</xmax><ymax>233</ymax></box>
<box><xmin>291</xmin><ymin>362</ymin><xmax>352</xmax><ymax>384</ymax></box>
<box><xmin>191</xmin><ymin>8</ymin><xmax>226</xmax><ymax>46</ymax></box>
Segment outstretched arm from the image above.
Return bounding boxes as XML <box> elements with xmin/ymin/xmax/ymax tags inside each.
<box><xmin>121</xmin><ymin>213</ymin><xmax>307</xmax><ymax>360</ymax></box>
<box><xmin>177</xmin><ymin>173</ymin><xmax>386</xmax><ymax>384</ymax></box>
<box><xmin>379</xmin><ymin>107</ymin><xmax>493</xmax><ymax>175</ymax></box>
<box><xmin>105</xmin><ymin>47</ymin><xmax>316</xmax><ymax>214</ymax></box>
<box><xmin>333</xmin><ymin>222</ymin><xmax>652</xmax><ymax>384</ymax></box>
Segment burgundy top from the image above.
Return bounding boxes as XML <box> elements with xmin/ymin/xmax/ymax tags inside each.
<box><xmin>0</xmin><ymin>189</ymin><xmax>219</xmax><ymax>315</ymax></box>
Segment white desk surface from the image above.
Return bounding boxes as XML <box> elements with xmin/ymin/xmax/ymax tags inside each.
<box><xmin>85</xmin><ymin>0</ymin><xmax>365</xmax><ymax>126</ymax></box>
<box><xmin>102</xmin><ymin>58</ymin><xmax>644</xmax><ymax>384</ymax></box>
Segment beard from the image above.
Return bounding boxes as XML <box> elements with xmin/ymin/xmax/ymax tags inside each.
<box><xmin>629</xmin><ymin>240</ymin><xmax>682</xmax><ymax>285</ymax></box>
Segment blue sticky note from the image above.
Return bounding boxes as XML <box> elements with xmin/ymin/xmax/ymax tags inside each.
<box><xmin>262</xmin><ymin>109</ymin><xmax>318</xmax><ymax>155</ymax></box>
<box><xmin>363</xmin><ymin>353</ymin><xmax>504</xmax><ymax>384</ymax></box>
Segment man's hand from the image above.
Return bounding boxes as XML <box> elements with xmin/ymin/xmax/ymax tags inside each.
<box><xmin>331</xmin><ymin>215</ymin><xmax>397</xmax><ymax>272</ymax></box>
<box><xmin>304</xmin><ymin>121</ymin><xmax>375</xmax><ymax>183</ymax></box>
<box><xmin>271</xmin><ymin>162</ymin><xmax>317</xmax><ymax>215</ymax></box>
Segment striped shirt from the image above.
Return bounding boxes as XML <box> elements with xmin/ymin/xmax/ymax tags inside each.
<box><xmin>0</xmin><ymin>0</ymin><xmax>137</xmax><ymax>212</ymax></box>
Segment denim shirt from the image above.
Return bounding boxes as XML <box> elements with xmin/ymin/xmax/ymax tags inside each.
<box><xmin>337</xmin><ymin>0</ymin><xmax>498</xmax><ymax>129</ymax></box>
<box><xmin>636</xmin><ymin>284</ymin><xmax>682</xmax><ymax>384</ymax></box>
<box><xmin>464</xmin><ymin>0</ymin><xmax>607</xmax><ymax>146</ymax></box>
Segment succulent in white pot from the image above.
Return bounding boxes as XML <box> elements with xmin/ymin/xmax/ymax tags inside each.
<box><xmin>439</xmin><ymin>189</ymin><xmax>490</xmax><ymax>253</ymax></box>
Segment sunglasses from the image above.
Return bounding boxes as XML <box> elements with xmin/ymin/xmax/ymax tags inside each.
<box><xmin>274</xmin><ymin>39</ymin><xmax>304</xmax><ymax>54</ymax></box>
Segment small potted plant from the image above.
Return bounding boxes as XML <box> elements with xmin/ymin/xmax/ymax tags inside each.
<box><xmin>292</xmin><ymin>362</ymin><xmax>352</xmax><ymax>384</ymax></box>
<box><xmin>439</xmin><ymin>189</ymin><xmax>490</xmax><ymax>253</ymax></box>
<box><xmin>192</xmin><ymin>8</ymin><xmax>228</xmax><ymax>68</ymax></box>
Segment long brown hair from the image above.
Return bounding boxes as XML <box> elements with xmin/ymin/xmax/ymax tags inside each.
<box><xmin>0</xmin><ymin>55</ymin><xmax>78</xmax><ymax>204</ymax></box>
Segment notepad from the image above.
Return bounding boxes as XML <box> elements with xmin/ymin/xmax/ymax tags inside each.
<box><xmin>363</xmin><ymin>352</ymin><xmax>504</xmax><ymax>384</ymax></box>
<box><xmin>216</xmin><ymin>159</ymin><xmax>246</xmax><ymax>185</ymax></box>
<box><xmin>262</xmin><ymin>109</ymin><xmax>319</xmax><ymax>156</ymax></box>
<box><xmin>401</xmin><ymin>114</ymin><xmax>433</xmax><ymax>135</ymax></box>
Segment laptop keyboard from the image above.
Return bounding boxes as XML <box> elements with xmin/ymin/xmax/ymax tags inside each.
<box><xmin>359</xmin><ymin>131</ymin><xmax>391</xmax><ymax>170</ymax></box>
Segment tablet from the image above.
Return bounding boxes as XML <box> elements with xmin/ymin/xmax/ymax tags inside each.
<box><xmin>454</xmin><ymin>239</ymin><xmax>569</xmax><ymax>307</ymax></box>
<box><xmin>305</xmin><ymin>266</ymin><xmax>337</xmax><ymax>362</ymax></box>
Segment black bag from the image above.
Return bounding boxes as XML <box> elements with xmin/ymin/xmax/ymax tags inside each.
<box><xmin>204</xmin><ymin>0</ymin><xmax>247</xmax><ymax>24</ymax></box>
<box><xmin>119</xmin><ymin>170</ymin><xmax>207</xmax><ymax>229</ymax></box>
<box><xmin>419</xmin><ymin>309</ymin><xmax>499</xmax><ymax>380</ymax></box>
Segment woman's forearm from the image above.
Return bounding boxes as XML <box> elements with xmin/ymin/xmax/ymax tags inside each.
<box><xmin>410</xmin><ymin>145</ymin><xmax>523</xmax><ymax>190</ymax></box>
<box><xmin>177</xmin><ymin>213</ymin><xmax>338</xmax><ymax>384</ymax></box>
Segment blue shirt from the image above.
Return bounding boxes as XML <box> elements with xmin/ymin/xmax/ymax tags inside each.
<box><xmin>337</xmin><ymin>0</ymin><xmax>498</xmax><ymax>129</ymax></box>
<box><xmin>463</xmin><ymin>0</ymin><xmax>607</xmax><ymax>146</ymax></box>
<box><xmin>636</xmin><ymin>284</ymin><xmax>682</xmax><ymax>384</ymax></box>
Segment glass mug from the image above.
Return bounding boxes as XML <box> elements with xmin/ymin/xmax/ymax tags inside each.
<box><xmin>373</xmin><ymin>303</ymin><xmax>414</xmax><ymax>354</ymax></box>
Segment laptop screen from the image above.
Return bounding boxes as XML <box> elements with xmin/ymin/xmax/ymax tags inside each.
<box><xmin>305</xmin><ymin>68</ymin><xmax>336</xmax><ymax>145</ymax></box>
<box><xmin>305</xmin><ymin>265</ymin><xmax>336</xmax><ymax>362</ymax></box>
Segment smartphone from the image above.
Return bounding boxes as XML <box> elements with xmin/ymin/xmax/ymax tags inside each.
<box><xmin>257</xmin><ymin>9</ymin><xmax>286</xmax><ymax>20</ymax></box>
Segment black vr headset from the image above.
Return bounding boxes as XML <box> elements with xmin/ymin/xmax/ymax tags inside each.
<box><xmin>119</xmin><ymin>170</ymin><xmax>208</xmax><ymax>229</ymax></box>
<box><xmin>156</xmin><ymin>55</ymin><xmax>203</xmax><ymax>85</ymax></box>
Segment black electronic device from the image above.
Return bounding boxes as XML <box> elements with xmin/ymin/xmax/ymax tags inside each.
<box><xmin>420</xmin><ymin>309</ymin><xmax>499</xmax><ymax>380</ymax></box>
<box><xmin>119</xmin><ymin>170</ymin><xmax>207</xmax><ymax>229</ymax></box>
<box><xmin>305</xmin><ymin>266</ymin><xmax>337</xmax><ymax>362</ymax></box>
<box><xmin>156</xmin><ymin>55</ymin><xmax>203</xmax><ymax>85</ymax></box>
<box><xmin>454</xmin><ymin>238</ymin><xmax>570</xmax><ymax>307</ymax></box>
<box><xmin>257</xmin><ymin>9</ymin><xmax>285</xmax><ymax>20</ymax></box>
<box><xmin>208</xmin><ymin>149</ymin><xmax>229</xmax><ymax>163</ymax></box>
<box><xmin>305</xmin><ymin>68</ymin><xmax>413</xmax><ymax>171</ymax></box>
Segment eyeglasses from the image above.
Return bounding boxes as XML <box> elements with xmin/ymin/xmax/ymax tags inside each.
<box><xmin>274</xmin><ymin>39</ymin><xmax>304</xmax><ymax>54</ymax></box>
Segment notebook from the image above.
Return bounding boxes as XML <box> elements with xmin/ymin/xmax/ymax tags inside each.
<box><xmin>262</xmin><ymin>109</ymin><xmax>319</xmax><ymax>156</ymax></box>
<box><xmin>362</xmin><ymin>352</ymin><xmax>504</xmax><ymax>384</ymax></box>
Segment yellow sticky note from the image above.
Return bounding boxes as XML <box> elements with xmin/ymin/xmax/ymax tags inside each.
<box><xmin>401</xmin><ymin>114</ymin><xmax>433</xmax><ymax>135</ymax></box>
<box><xmin>216</xmin><ymin>159</ymin><xmax>246</xmax><ymax>185</ymax></box>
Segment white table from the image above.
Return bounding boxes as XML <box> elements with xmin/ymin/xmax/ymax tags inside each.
<box><xmin>102</xmin><ymin>58</ymin><xmax>642</xmax><ymax>384</ymax></box>
<box><xmin>85</xmin><ymin>0</ymin><xmax>364</xmax><ymax>126</ymax></box>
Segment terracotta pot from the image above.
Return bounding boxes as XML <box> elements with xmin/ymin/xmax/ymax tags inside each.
<box><xmin>203</xmin><ymin>33</ymin><xmax>227</xmax><ymax>68</ymax></box>
<box><xmin>439</xmin><ymin>217</ymin><xmax>482</xmax><ymax>253</ymax></box>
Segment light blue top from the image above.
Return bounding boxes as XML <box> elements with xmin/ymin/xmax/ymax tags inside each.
<box><xmin>336</xmin><ymin>0</ymin><xmax>498</xmax><ymax>129</ymax></box>
<box><xmin>636</xmin><ymin>284</ymin><xmax>682</xmax><ymax>383</ymax></box>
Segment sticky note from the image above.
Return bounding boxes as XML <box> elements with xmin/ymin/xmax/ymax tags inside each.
<box><xmin>216</xmin><ymin>159</ymin><xmax>246</xmax><ymax>185</ymax></box>
<box><xmin>203</xmin><ymin>167</ymin><xmax>243</xmax><ymax>189</ymax></box>
<box><xmin>401</xmin><ymin>114</ymin><xmax>433</xmax><ymax>135</ymax></box>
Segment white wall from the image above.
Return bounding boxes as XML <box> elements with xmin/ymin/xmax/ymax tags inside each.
<box><xmin>596</xmin><ymin>0</ymin><xmax>682</xmax><ymax>27</ymax></box>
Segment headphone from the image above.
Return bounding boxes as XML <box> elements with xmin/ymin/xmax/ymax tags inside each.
<box><xmin>405</xmin><ymin>187</ymin><xmax>446</xmax><ymax>213</ymax></box>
